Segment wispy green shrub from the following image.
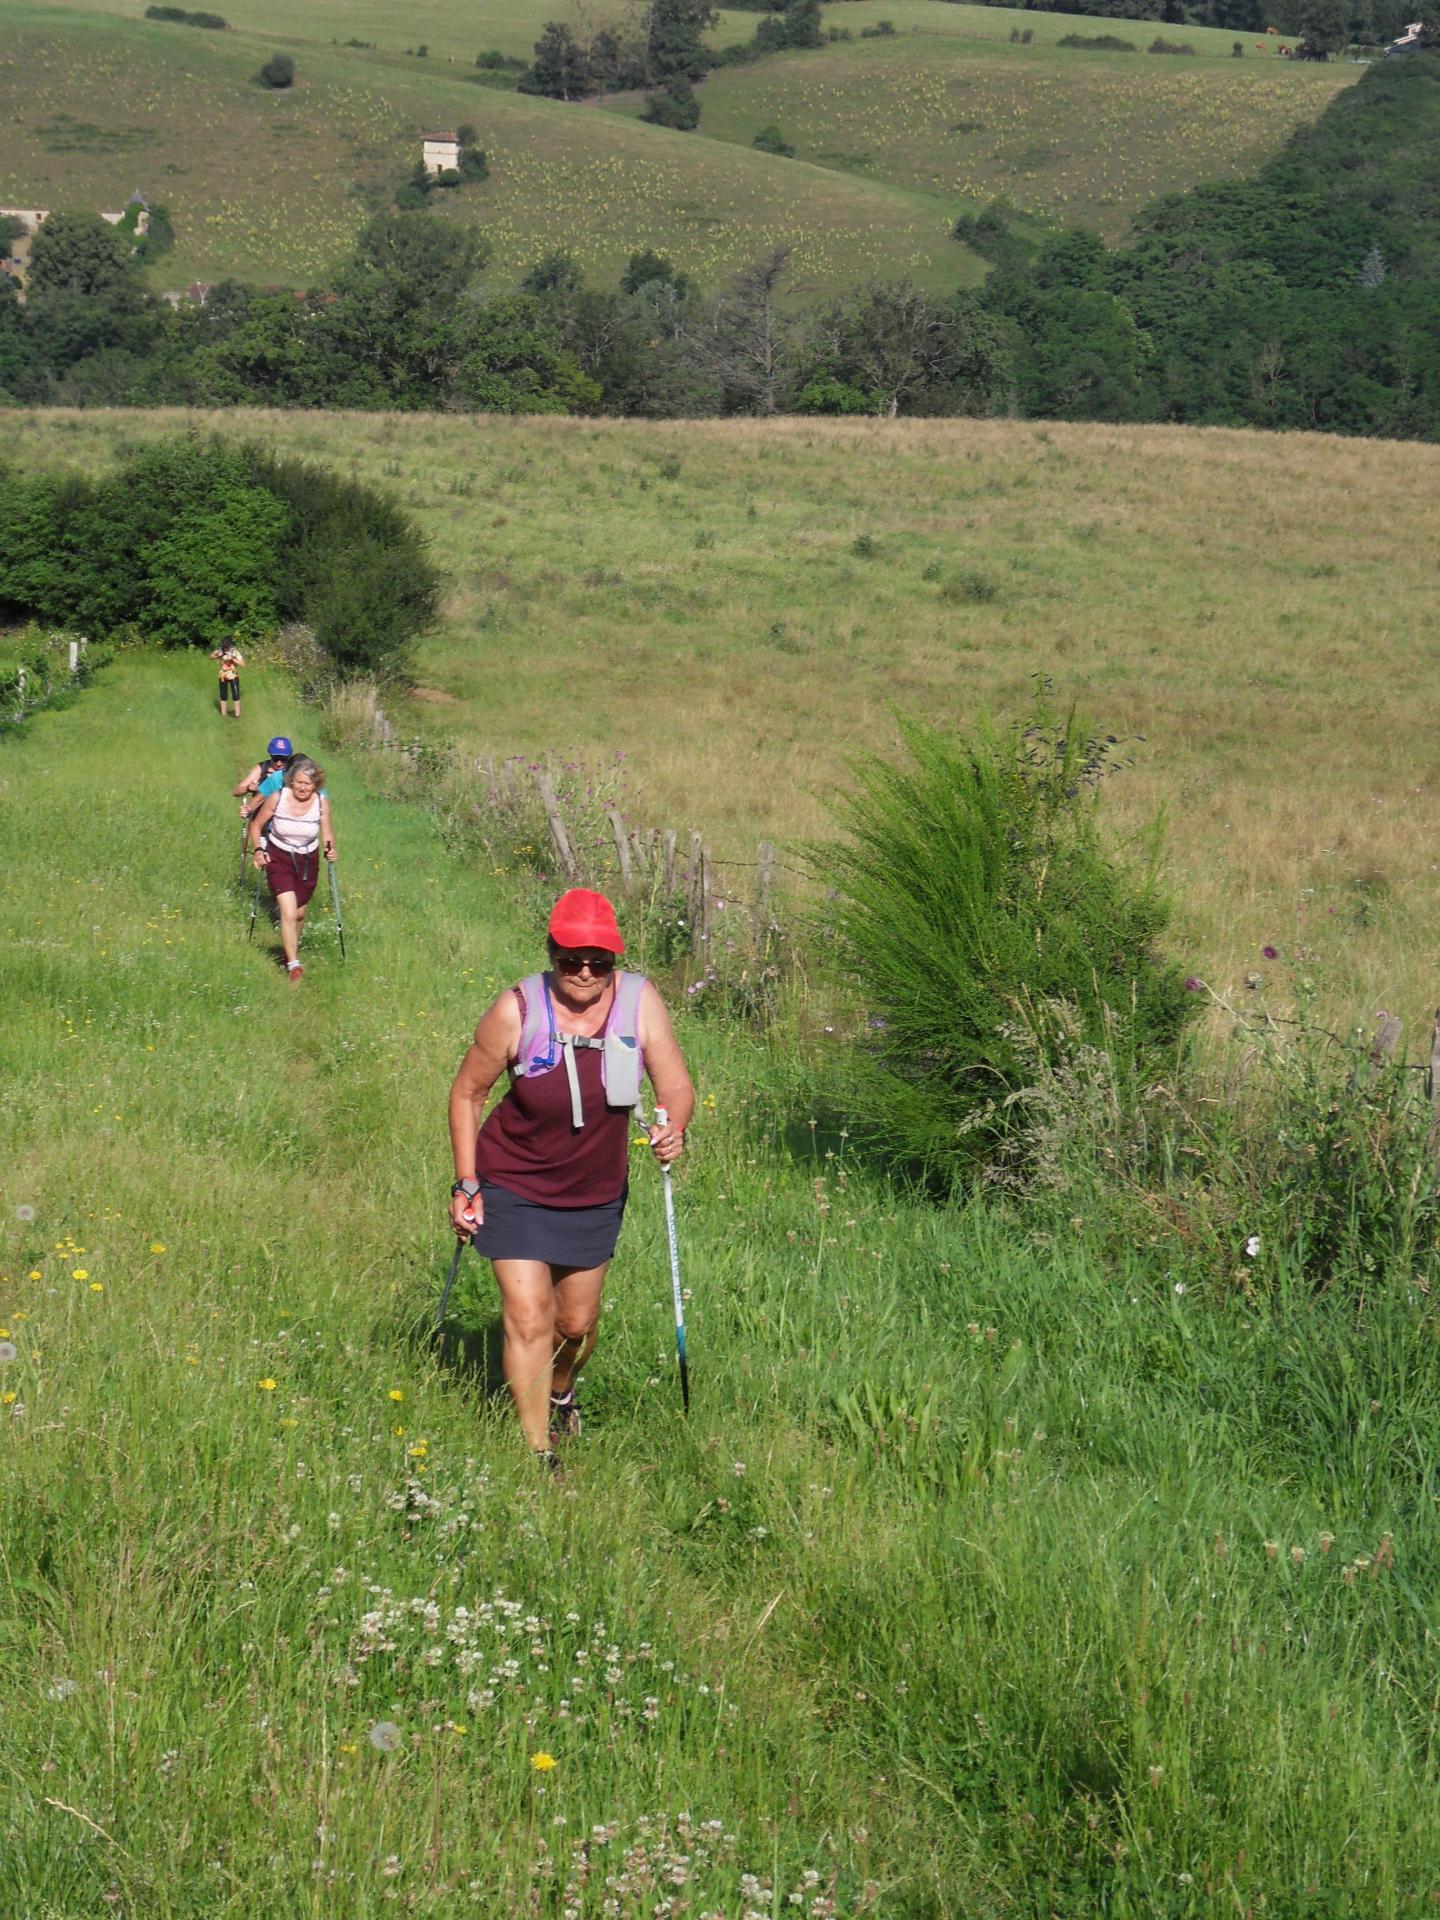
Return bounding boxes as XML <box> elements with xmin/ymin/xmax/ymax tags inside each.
<box><xmin>812</xmin><ymin>710</ymin><xmax>1196</xmax><ymax>1189</ymax></box>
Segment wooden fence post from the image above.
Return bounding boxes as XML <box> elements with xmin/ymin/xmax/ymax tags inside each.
<box><xmin>1427</xmin><ymin>1009</ymin><xmax>1440</xmax><ymax>1107</ymax></box>
<box><xmin>1369</xmin><ymin>1013</ymin><xmax>1402</xmax><ymax>1065</ymax></box>
<box><xmin>755</xmin><ymin>841</ymin><xmax>774</xmax><ymax>941</ymax></box>
<box><xmin>68</xmin><ymin>641</ymin><xmax>79</xmax><ymax>675</ymax></box>
<box><xmin>686</xmin><ymin>832</ymin><xmax>704</xmax><ymax>951</ymax></box>
<box><xmin>662</xmin><ymin>830</ymin><xmax>677</xmax><ymax>896</ymax></box>
<box><xmin>535</xmin><ymin>771</ymin><xmax>578</xmax><ymax>881</ymax></box>
<box><xmin>606</xmin><ymin>809</ymin><xmax>634</xmax><ymax>895</ymax></box>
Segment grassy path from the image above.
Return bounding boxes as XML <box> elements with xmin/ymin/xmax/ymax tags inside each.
<box><xmin>4</xmin><ymin>653</ymin><xmax>1440</xmax><ymax>1914</ymax></box>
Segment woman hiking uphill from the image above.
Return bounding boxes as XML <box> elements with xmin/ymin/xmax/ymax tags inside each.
<box><xmin>247</xmin><ymin>756</ymin><xmax>336</xmax><ymax>985</ymax></box>
<box><xmin>447</xmin><ymin>889</ymin><xmax>693</xmax><ymax>1470</ymax></box>
<box><xmin>211</xmin><ymin>640</ymin><xmax>245</xmax><ymax>719</ymax></box>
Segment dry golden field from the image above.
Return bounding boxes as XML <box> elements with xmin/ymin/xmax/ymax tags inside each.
<box><xmin>9</xmin><ymin>407</ymin><xmax>1440</xmax><ymax>1029</ymax></box>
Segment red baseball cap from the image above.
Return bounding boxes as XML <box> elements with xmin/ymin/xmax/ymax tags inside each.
<box><xmin>548</xmin><ymin>888</ymin><xmax>624</xmax><ymax>955</ymax></box>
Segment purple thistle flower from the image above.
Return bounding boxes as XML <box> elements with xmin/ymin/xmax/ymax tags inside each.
<box><xmin>1261</xmin><ymin>945</ymin><xmax>1278</xmax><ymax>960</ymax></box>
<box><xmin>1184</xmin><ymin>976</ymin><xmax>1203</xmax><ymax>993</ymax></box>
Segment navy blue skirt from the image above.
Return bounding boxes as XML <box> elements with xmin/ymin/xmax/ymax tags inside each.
<box><xmin>470</xmin><ymin>1180</ymin><xmax>628</xmax><ymax>1268</ymax></box>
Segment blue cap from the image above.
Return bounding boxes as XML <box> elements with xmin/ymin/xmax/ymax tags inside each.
<box><xmin>266</xmin><ymin>736</ymin><xmax>294</xmax><ymax>759</ymax></box>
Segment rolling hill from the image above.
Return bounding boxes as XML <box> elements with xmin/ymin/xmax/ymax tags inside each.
<box><xmin>2</xmin><ymin>0</ymin><xmax>1358</xmax><ymax>289</ymax></box>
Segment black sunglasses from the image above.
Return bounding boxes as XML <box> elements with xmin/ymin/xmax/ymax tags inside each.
<box><xmin>554</xmin><ymin>951</ymin><xmax>616</xmax><ymax>977</ymax></box>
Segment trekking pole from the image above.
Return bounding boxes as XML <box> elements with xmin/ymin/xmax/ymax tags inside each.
<box><xmin>246</xmin><ymin>860</ymin><xmax>264</xmax><ymax>943</ymax></box>
<box><xmin>654</xmin><ymin>1104</ymin><xmax>690</xmax><ymax>1417</ymax></box>
<box><xmin>327</xmin><ymin>856</ymin><xmax>347</xmax><ymax>962</ymax></box>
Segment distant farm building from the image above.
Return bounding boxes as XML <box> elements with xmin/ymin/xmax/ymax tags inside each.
<box><xmin>0</xmin><ymin>208</ymin><xmax>49</xmax><ymax>289</ymax></box>
<box><xmin>1385</xmin><ymin>18</ymin><xmax>1426</xmax><ymax>51</ymax></box>
<box><xmin>421</xmin><ymin>132</ymin><xmax>462</xmax><ymax>175</ymax></box>
<box><xmin>101</xmin><ymin>190</ymin><xmax>151</xmax><ymax>234</ymax></box>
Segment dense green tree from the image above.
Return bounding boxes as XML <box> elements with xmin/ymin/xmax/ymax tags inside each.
<box><xmin>646</xmin><ymin>0</ymin><xmax>715</xmax><ymax>81</ymax></box>
<box><xmin>317</xmin><ymin>213</ymin><xmax>490</xmax><ymax>404</ymax></box>
<box><xmin>521</xmin><ymin>21</ymin><xmax>591</xmax><ymax>97</ymax></box>
<box><xmin>1297</xmin><ymin>0</ymin><xmax>1350</xmax><ymax>55</ymax></box>
<box><xmin>23</xmin><ymin>212</ymin><xmax>159</xmax><ymax>371</ymax></box>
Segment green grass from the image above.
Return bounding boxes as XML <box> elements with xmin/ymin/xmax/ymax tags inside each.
<box><xmin>5</xmin><ymin>645</ymin><xmax>1440</xmax><ymax>1911</ymax></box>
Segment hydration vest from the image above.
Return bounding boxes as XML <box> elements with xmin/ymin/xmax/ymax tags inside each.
<box><xmin>515</xmin><ymin>970</ymin><xmax>646</xmax><ymax>1128</ymax></box>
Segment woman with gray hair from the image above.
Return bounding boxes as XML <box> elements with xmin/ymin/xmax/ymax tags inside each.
<box><xmin>247</xmin><ymin>757</ymin><xmax>336</xmax><ymax>985</ymax></box>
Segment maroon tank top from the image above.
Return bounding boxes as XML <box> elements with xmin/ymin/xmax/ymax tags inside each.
<box><xmin>474</xmin><ymin>987</ymin><xmax>631</xmax><ymax>1207</ymax></box>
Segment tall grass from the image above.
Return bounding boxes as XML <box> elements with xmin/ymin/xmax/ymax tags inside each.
<box><xmin>3</xmin><ymin>651</ymin><xmax>1440</xmax><ymax>1913</ymax></box>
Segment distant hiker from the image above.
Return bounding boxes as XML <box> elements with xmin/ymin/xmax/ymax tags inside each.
<box><xmin>446</xmin><ymin>888</ymin><xmax>694</xmax><ymax>1468</ymax></box>
<box><xmin>247</xmin><ymin>756</ymin><xmax>336</xmax><ymax>985</ymax></box>
<box><xmin>211</xmin><ymin>641</ymin><xmax>245</xmax><ymax>719</ymax></box>
<box><xmin>233</xmin><ymin>736</ymin><xmax>294</xmax><ymax>820</ymax></box>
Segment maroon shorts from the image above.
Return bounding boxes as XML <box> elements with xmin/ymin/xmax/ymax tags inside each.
<box><xmin>266</xmin><ymin>844</ymin><xmax>320</xmax><ymax>906</ymax></box>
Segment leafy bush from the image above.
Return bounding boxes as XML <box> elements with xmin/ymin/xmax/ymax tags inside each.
<box><xmin>642</xmin><ymin>79</ymin><xmax>700</xmax><ymax>129</ymax></box>
<box><xmin>752</xmin><ymin>122</ymin><xmax>795</xmax><ymax>156</ymax></box>
<box><xmin>257</xmin><ymin>51</ymin><xmax>295</xmax><ymax>87</ymax></box>
<box><xmin>145</xmin><ymin>5</ymin><xmax>228</xmax><ymax>24</ymax></box>
<box><xmin>241</xmin><ymin>445</ymin><xmax>441</xmax><ymax>682</ymax></box>
<box><xmin>475</xmin><ymin>48</ymin><xmax>527</xmax><ymax>69</ymax></box>
<box><xmin>1148</xmin><ymin>37</ymin><xmax>1196</xmax><ymax>53</ymax></box>
<box><xmin>859</xmin><ymin>18</ymin><xmax>896</xmax><ymax>34</ymax></box>
<box><xmin>1057</xmin><ymin>31</ymin><xmax>1136</xmax><ymax>49</ymax></box>
<box><xmin>811</xmin><ymin>710</ymin><xmax>1196</xmax><ymax>1189</ymax></box>
<box><xmin>0</xmin><ymin>437</ymin><xmax>438</xmax><ymax>679</ymax></box>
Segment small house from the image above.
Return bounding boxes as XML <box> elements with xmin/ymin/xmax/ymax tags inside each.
<box><xmin>421</xmin><ymin>132</ymin><xmax>462</xmax><ymax>175</ymax></box>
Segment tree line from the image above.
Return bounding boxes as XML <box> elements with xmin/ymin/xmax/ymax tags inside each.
<box><xmin>1</xmin><ymin>55</ymin><xmax>1436</xmax><ymax>436</ymax></box>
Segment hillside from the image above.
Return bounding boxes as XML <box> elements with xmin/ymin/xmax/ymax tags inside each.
<box><xmin>7</xmin><ymin>404</ymin><xmax>1440</xmax><ymax>1026</ymax></box>
<box><xmin>0</xmin><ymin>0</ymin><xmax>976</xmax><ymax>292</ymax></box>
<box><xmin>2</xmin><ymin>0</ymin><xmax>1355</xmax><ymax>289</ymax></box>
<box><xmin>662</xmin><ymin>16</ymin><xmax>1356</xmax><ymax>238</ymax></box>
<box><xmin>6</xmin><ymin>644</ymin><xmax>1440</xmax><ymax>1911</ymax></box>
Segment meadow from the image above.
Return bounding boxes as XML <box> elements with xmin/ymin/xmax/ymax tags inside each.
<box><xmin>8</xmin><ymin>404</ymin><xmax>1440</xmax><ymax>1029</ymax></box>
<box><xmin>3</xmin><ymin>0</ymin><xmax>1356</xmax><ymax>288</ymax></box>
<box><xmin>6</xmin><ymin>635</ymin><xmax>1440</xmax><ymax>1915</ymax></box>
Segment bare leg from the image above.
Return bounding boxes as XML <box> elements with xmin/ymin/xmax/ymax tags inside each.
<box><xmin>295</xmin><ymin>900</ymin><xmax>308</xmax><ymax>950</ymax></box>
<box><xmin>551</xmin><ymin>1263</ymin><xmax>608</xmax><ymax>1396</ymax></box>
<box><xmin>492</xmin><ymin>1260</ymin><xmax>560</xmax><ymax>1451</ymax></box>
<box><xmin>274</xmin><ymin>890</ymin><xmax>301</xmax><ymax>967</ymax></box>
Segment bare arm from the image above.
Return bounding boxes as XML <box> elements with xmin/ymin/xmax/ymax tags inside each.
<box><xmin>320</xmin><ymin>796</ymin><xmax>336</xmax><ymax>860</ymax></box>
<box><xmin>639</xmin><ymin>982</ymin><xmax>694</xmax><ymax>1164</ymax></box>
<box><xmin>233</xmin><ymin>764</ymin><xmax>262</xmax><ymax>799</ymax></box>
<box><xmin>248</xmin><ymin>791</ymin><xmax>279</xmax><ymax>859</ymax></box>
<box><xmin>446</xmin><ymin>991</ymin><xmax>522</xmax><ymax>1234</ymax></box>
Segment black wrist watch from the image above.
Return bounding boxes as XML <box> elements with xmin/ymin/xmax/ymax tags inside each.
<box><xmin>451</xmin><ymin>1178</ymin><xmax>481</xmax><ymax>1199</ymax></box>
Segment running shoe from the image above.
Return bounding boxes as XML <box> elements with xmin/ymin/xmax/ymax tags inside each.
<box><xmin>549</xmin><ymin>1388</ymin><xmax>581</xmax><ymax>1445</ymax></box>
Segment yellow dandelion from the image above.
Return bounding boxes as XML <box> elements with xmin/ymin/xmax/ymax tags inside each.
<box><xmin>72</xmin><ymin>1269</ymin><xmax>88</xmax><ymax>1281</ymax></box>
<box><xmin>259</xmin><ymin>1378</ymin><xmax>277</xmax><ymax>1391</ymax></box>
<box><xmin>391</xmin><ymin>1424</ymin><xmax>405</xmax><ymax>1437</ymax></box>
<box><xmin>89</xmin><ymin>1283</ymin><xmax>103</xmax><ymax>1293</ymax></box>
<box><xmin>27</xmin><ymin>1271</ymin><xmax>41</xmax><ymax>1281</ymax></box>
<box><xmin>530</xmin><ymin>1752</ymin><xmax>557</xmax><ymax>1772</ymax></box>
<box><xmin>1</xmin><ymin>1392</ymin><xmax>15</xmax><ymax>1406</ymax></box>
<box><xmin>388</xmin><ymin>1389</ymin><xmax>404</xmax><ymax>1403</ymax></box>
<box><xmin>338</xmin><ymin>1742</ymin><xmax>357</xmax><ymax>1754</ymax></box>
<box><xmin>150</xmin><ymin>1243</ymin><xmax>167</xmax><ymax>1255</ymax></box>
<box><xmin>279</xmin><ymin>1416</ymin><xmax>298</xmax><ymax>1428</ymax></box>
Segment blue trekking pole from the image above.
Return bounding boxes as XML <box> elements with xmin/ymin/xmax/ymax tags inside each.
<box><xmin>654</xmin><ymin>1104</ymin><xmax>690</xmax><ymax>1416</ymax></box>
